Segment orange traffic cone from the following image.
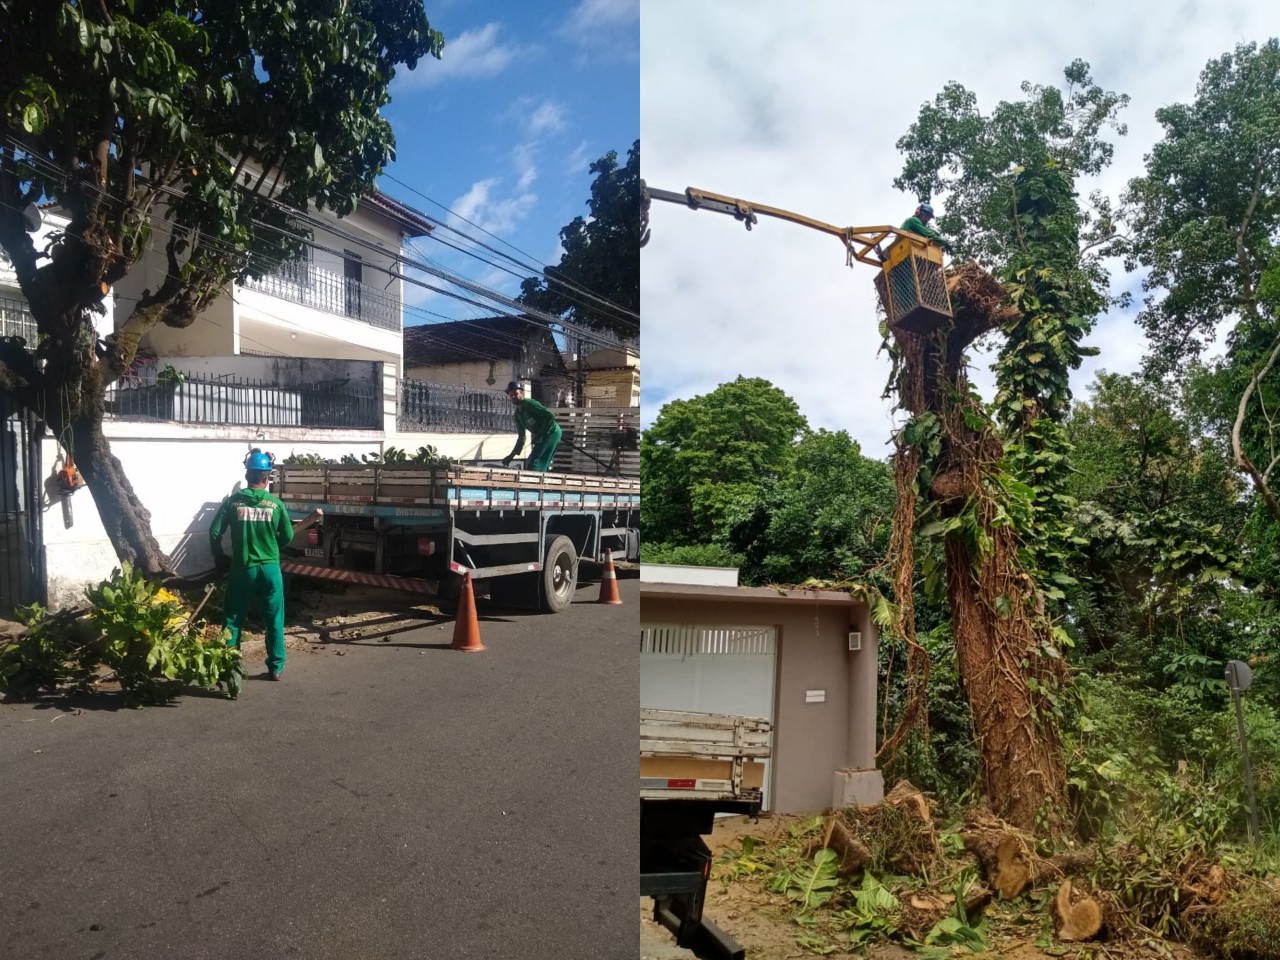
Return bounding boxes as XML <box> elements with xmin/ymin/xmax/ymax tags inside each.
<box><xmin>451</xmin><ymin>573</ymin><xmax>486</xmax><ymax>652</ymax></box>
<box><xmin>598</xmin><ymin>552</ymin><xmax>623</xmax><ymax>605</ymax></box>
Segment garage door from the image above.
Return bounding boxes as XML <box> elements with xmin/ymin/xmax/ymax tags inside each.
<box><xmin>640</xmin><ymin>623</ymin><xmax>777</xmax><ymax>807</ymax></box>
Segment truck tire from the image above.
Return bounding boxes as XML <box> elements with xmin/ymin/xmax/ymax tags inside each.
<box><xmin>541</xmin><ymin>535</ymin><xmax>578</xmax><ymax>613</ymax></box>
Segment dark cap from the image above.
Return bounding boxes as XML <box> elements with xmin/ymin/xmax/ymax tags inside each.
<box><xmin>505</xmin><ymin>381</ymin><xmax>522</xmax><ymax>393</ymax></box>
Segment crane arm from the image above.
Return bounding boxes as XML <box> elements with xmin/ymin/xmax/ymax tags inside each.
<box><xmin>640</xmin><ymin>181</ymin><xmax>927</xmax><ymax>267</ymax></box>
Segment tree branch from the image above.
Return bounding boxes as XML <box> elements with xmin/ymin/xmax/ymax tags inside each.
<box><xmin>1232</xmin><ymin>330</ymin><xmax>1280</xmax><ymax>524</ymax></box>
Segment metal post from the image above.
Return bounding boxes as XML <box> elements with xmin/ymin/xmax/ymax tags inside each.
<box><xmin>1233</xmin><ymin>690</ymin><xmax>1261</xmax><ymax>844</ymax></box>
<box><xmin>1226</xmin><ymin>659</ymin><xmax>1260</xmax><ymax>845</ymax></box>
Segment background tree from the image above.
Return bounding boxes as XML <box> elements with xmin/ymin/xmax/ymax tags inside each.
<box><xmin>640</xmin><ymin>376</ymin><xmax>806</xmax><ymax>549</ymax></box>
<box><xmin>0</xmin><ymin>1</ymin><xmax>442</xmax><ymax>577</ymax></box>
<box><xmin>1123</xmin><ymin>40</ymin><xmax>1280</xmax><ymax>519</ymax></box>
<box><xmin>726</xmin><ymin>429</ymin><xmax>893</xmax><ymax>587</ymax></box>
<box><xmin>519</xmin><ymin>139</ymin><xmax>639</xmax><ymax>341</ymax></box>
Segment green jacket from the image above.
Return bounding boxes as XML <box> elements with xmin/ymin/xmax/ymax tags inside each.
<box><xmin>901</xmin><ymin>215</ymin><xmax>945</xmax><ymax>244</ymax></box>
<box><xmin>509</xmin><ymin>397</ymin><xmax>558</xmax><ymax>457</ymax></box>
<box><xmin>209</xmin><ymin>487</ymin><xmax>294</xmax><ymax>569</ymax></box>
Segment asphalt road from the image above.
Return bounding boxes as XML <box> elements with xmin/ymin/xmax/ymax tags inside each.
<box><xmin>0</xmin><ymin>578</ymin><xmax>639</xmax><ymax>960</ymax></box>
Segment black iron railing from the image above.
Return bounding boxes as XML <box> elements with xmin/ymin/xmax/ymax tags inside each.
<box><xmin>240</xmin><ymin>260</ymin><xmax>401</xmax><ymax>331</ymax></box>
<box><xmin>106</xmin><ymin>374</ymin><xmax>381</xmax><ymax>429</ymax></box>
<box><xmin>0</xmin><ymin>295</ymin><xmax>38</xmax><ymax>344</ymax></box>
<box><xmin>397</xmin><ymin>378</ymin><xmax>511</xmax><ymax>433</ymax></box>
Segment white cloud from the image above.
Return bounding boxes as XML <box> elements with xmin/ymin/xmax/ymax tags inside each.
<box><xmin>566</xmin><ymin>139</ymin><xmax>593</xmax><ymax>174</ymax></box>
<box><xmin>450</xmin><ymin>178</ymin><xmax>537</xmax><ymax>236</ymax></box>
<box><xmin>528</xmin><ymin>100</ymin><xmax>567</xmax><ymax>135</ymax></box>
<box><xmin>560</xmin><ymin>0</ymin><xmax>638</xmax><ymax>62</ymax></box>
<box><xmin>640</xmin><ymin>0</ymin><xmax>1276</xmax><ymax>444</ymax></box>
<box><xmin>397</xmin><ymin>23</ymin><xmax>532</xmax><ymax>89</ymax></box>
<box><xmin>514</xmin><ymin>143</ymin><xmax>538</xmax><ymax>191</ymax></box>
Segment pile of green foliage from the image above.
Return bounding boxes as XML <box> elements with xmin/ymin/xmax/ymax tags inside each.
<box><xmin>281</xmin><ymin>445</ymin><xmax>453</xmax><ymax>468</ymax></box>
<box><xmin>0</xmin><ymin>563</ymin><xmax>242</xmax><ymax>705</ymax></box>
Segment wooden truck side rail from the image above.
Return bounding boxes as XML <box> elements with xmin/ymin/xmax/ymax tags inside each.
<box><xmin>273</xmin><ymin>463</ymin><xmax>639</xmax><ymax>612</ymax></box>
<box><xmin>641</xmin><ymin>709</ymin><xmax>771</xmax><ymax>803</ymax></box>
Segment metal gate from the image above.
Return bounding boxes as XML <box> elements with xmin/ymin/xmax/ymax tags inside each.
<box><xmin>0</xmin><ymin>393</ymin><xmax>44</xmax><ymax>616</ymax></box>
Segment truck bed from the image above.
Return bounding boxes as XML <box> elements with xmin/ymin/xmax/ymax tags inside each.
<box><xmin>641</xmin><ymin>708</ymin><xmax>771</xmax><ymax>804</ymax></box>
<box><xmin>276</xmin><ymin>464</ymin><xmax>640</xmax><ymax>516</ymax></box>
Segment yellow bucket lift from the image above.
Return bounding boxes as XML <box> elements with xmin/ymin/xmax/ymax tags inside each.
<box><xmin>641</xmin><ymin>183</ymin><xmax>954</xmax><ymax>336</ymax></box>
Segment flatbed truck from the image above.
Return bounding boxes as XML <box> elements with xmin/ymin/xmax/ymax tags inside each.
<box><xmin>272</xmin><ymin>463</ymin><xmax>639</xmax><ymax>612</ymax></box>
<box><xmin>641</xmin><ymin>708</ymin><xmax>772</xmax><ymax>960</ymax></box>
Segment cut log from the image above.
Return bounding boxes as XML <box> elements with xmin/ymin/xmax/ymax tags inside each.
<box><xmin>1055</xmin><ymin>879</ymin><xmax>1103</xmax><ymax>942</ymax></box>
<box><xmin>962</xmin><ymin>809</ymin><xmax>1097</xmax><ymax>899</ymax></box>
<box><xmin>995</xmin><ymin>834</ymin><xmax>1032</xmax><ymax>900</ymax></box>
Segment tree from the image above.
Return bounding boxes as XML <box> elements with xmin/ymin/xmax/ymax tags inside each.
<box><xmin>727</xmin><ymin>429</ymin><xmax>894</xmax><ymax>587</ymax></box>
<box><xmin>1123</xmin><ymin>40</ymin><xmax>1280</xmax><ymax>520</ymax></box>
<box><xmin>0</xmin><ymin>1</ymin><xmax>443</xmax><ymax>576</ymax></box>
<box><xmin>640</xmin><ymin>376</ymin><xmax>806</xmax><ymax>548</ymax></box>
<box><xmin>1064</xmin><ymin>372</ymin><xmax>1246</xmax><ymax>671</ymax></box>
<box><xmin>890</xmin><ymin>62</ymin><xmax>1129</xmax><ymax>830</ymax></box>
<box><xmin>518</xmin><ymin>140</ymin><xmax>639</xmax><ymax>341</ymax></box>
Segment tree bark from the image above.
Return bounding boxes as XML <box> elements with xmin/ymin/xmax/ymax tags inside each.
<box><xmin>892</xmin><ymin>263</ymin><xmax>1069</xmax><ymax>834</ymax></box>
<box><xmin>69</xmin><ymin>413</ymin><xmax>172</xmax><ymax>577</ymax></box>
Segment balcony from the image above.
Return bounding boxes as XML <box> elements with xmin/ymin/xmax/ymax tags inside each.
<box><xmin>0</xmin><ymin>295</ymin><xmax>38</xmax><ymax>345</ymax></box>
<box><xmin>240</xmin><ymin>260</ymin><xmax>401</xmax><ymax>332</ymax></box>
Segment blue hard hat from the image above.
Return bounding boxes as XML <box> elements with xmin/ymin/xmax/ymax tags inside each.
<box><xmin>245</xmin><ymin>450</ymin><xmax>273</xmax><ymax>471</ymax></box>
<box><xmin>919</xmin><ymin>202</ymin><xmax>935</xmax><ymax>216</ymax></box>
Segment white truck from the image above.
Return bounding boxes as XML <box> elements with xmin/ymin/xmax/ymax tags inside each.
<box><xmin>640</xmin><ymin>708</ymin><xmax>772</xmax><ymax>960</ymax></box>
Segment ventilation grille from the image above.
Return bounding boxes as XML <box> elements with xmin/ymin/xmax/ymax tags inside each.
<box><xmin>641</xmin><ymin>624</ymin><xmax>776</xmax><ymax>657</ymax></box>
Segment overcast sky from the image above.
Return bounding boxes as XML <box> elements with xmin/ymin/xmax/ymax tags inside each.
<box><xmin>640</xmin><ymin>0</ymin><xmax>1276</xmax><ymax>456</ymax></box>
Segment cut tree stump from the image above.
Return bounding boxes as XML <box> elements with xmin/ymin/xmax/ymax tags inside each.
<box><xmin>803</xmin><ymin>817</ymin><xmax>872</xmax><ymax>876</ymax></box>
<box><xmin>1055</xmin><ymin>879</ymin><xmax>1103</xmax><ymax>942</ymax></box>
<box><xmin>839</xmin><ymin>780</ymin><xmax>940</xmax><ymax>876</ymax></box>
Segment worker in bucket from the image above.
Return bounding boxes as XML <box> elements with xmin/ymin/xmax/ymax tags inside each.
<box><xmin>901</xmin><ymin>202</ymin><xmax>954</xmax><ymax>254</ymax></box>
<box><xmin>210</xmin><ymin>450</ymin><xmax>320</xmax><ymax>680</ymax></box>
<box><xmin>501</xmin><ymin>380</ymin><xmax>562</xmax><ymax>472</ymax></box>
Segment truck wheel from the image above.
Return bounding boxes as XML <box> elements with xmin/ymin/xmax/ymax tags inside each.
<box><xmin>541</xmin><ymin>535</ymin><xmax>578</xmax><ymax>613</ymax></box>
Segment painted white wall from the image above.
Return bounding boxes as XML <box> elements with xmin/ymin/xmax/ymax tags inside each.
<box><xmin>235</xmin><ymin>289</ymin><xmax>402</xmax><ymax>367</ymax></box>
<box><xmin>39</xmin><ymin>421</ymin><xmax>519</xmax><ymax>608</ymax></box>
<box><xmin>642</xmin><ymin>565</ymin><xmax>741</xmax><ymax>587</ymax></box>
<box><xmin>40</xmin><ymin>423</ymin><xmax>381</xmax><ymax>609</ymax></box>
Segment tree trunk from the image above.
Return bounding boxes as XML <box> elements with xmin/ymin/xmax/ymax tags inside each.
<box><xmin>946</xmin><ymin>532</ymin><xmax>1067</xmax><ymax>831</ymax></box>
<box><xmin>890</xmin><ymin>263</ymin><xmax>1069</xmax><ymax>834</ymax></box>
<box><xmin>69</xmin><ymin>412</ymin><xmax>172</xmax><ymax>578</ymax></box>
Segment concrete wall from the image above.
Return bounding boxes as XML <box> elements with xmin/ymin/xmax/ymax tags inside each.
<box><xmin>235</xmin><ymin>289</ymin><xmax>402</xmax><ymax>371</ymax></box>
<box><xmin>405</xmin><ymin>359</ymin><xmax>511</xmax><ymax>391</ymax></box>
<box><xmin>640</xmin><ymin>589</ymin><xmax>880</xmax><ymax>814</ymax></box>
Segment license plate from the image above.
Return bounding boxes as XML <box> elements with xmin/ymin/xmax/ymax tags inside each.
<box><xmin>304</xmin><ymin>547</ymin><xmax>325</xmax><ymax>558</ymax></box>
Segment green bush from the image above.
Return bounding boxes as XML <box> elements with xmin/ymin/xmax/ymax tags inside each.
<box><xmin>638</xmin><ymin>541</ymin><xmax>743</xmax><ymax>568</ymax></box>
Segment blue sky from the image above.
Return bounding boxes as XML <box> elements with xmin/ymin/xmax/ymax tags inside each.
<box><xmin>377</xmin><ymin>0</ymin><xmax>638</xmax><ymax>329</ymax></box>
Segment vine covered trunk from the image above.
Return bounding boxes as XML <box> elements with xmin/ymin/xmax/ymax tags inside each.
<box><xmin>892</xmin><ymin>264</ymin><xmax>1069</xmax><ymax>832</ymax></box>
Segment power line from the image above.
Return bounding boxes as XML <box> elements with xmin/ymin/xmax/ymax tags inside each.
<box><xmin>380</xmin><ymin>171</ymin><xmax>641</xmax><ymax>327</ymax></box>
<box><xmin>3</xmin><ymin>142</ymin><xmax>633</xmax><ymax>354</ymax></box>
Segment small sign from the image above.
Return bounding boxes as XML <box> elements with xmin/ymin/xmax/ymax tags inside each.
<box><xmin>1226</xmin><ymin>660</ymin><xmax>1254</xmax><ymax>692</ymax></box>
<box><xmin>805</xmin><ymin>689</ymin><xmax>826</xmax><ymax>704</ymax></box>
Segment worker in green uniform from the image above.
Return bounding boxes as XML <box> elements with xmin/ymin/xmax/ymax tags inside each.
<box><xmin>901</xmin><ymin>202</ymin><xmax>953</xmax><ymax>253</ymax></box>
<box><xmin>210</xmin><ymin>450</ymin><xmax>320</xmax><ymax>680</ymax></box>
<box><xmin>502</xmin><ymin>380</ymin><xmax>562</xmax><ymax>472</ymax></box>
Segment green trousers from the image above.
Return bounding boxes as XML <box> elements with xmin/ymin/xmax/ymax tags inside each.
<box><xmin>223</xmin><ymin>563</ymin><xmax>286</xmax><ymax>674</ymax></box>
<box><xmin>528</xmin><ymin>423</ymin><xmax>563</xmax><ymax>472</ymax></box>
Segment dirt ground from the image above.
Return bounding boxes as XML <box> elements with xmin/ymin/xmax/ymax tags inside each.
<box><xmin>641</xmin><ymin>815</ymin><xmax>1210</xmax><ymax>960</ymax></box>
